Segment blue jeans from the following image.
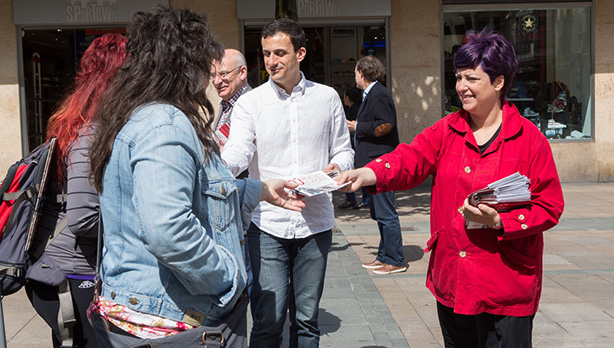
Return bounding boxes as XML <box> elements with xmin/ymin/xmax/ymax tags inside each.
<box><xmin>247</xmin><ymin>223</ymin><xmax>332</xmax><ymax>348</ymax></box>
<box><xmin>361</xmin><ymin>188</ymin><xmax>372</xmax><ymax>206</ymax></box>
<box><xmin>244</xmin><ymin>235</ymin><xmax>253</xmax><ymax>297</ymax></box>
<box><xmin>345</xmin><ymin>192</ymin><xmax>357</xmax><ymax>204</ymax></box>
<box><xmin>370</xmin><ymin>191</ymin><xmax>405</xmax><ymax>267</ymax></box>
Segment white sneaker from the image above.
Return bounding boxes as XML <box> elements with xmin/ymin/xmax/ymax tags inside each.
<box><xmin>547</xmin><ymin>119</ymin><xmax>567</xmax><ymax>129</ymax></box>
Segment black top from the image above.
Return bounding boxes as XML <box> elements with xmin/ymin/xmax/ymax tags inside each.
<box><xmin>478</xmin><ymin>124</ymin><xmax>502</xmax><ymax>154</ymax></box>
<box><xmin>345</xmin><ymin>102</ymin><xmax>360</xmax><ymax>122</ymax></box>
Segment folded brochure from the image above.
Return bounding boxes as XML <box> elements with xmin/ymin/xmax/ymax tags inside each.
<box><xmin>466</xmin><ymin>172</ymin><xmax>531</xmax><ymax>229</ymax></box>
<box><xmin>288</xmin><ymin>170</ymin><xmax>349</xmax><ymax>197</ymax></box>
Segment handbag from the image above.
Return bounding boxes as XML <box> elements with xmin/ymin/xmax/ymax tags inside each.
<box><xmin>90</xmin><ymin>212</ymin><xmax>248</xmax><ymax>348</ymax></box>
<box><xmin>91</xmin><ymin>294</ymin><xmax>248</xmax><ymax>348</ymax></box>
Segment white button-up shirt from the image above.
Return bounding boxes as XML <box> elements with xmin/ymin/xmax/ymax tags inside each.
<box><xmin>222</xmin><ymin>73</ymin><xmax>354</xmax><ymax>238</ymax></box>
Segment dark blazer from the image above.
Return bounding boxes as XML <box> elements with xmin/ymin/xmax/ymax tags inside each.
<box><xmin>354</xmin><ymin>81</ymin><xmax>399</xmax><ymax>168</ymax></box>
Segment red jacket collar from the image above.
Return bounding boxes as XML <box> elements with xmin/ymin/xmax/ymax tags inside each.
<box><xmin>447</xmin><ymin>99</ymin><xmax>523</xmax><ymax>140</ymax></box>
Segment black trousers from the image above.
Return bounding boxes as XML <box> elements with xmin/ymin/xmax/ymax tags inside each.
<box><xmin>437</xmin><ymin>301</ymin><xmax>535</xmax><ymax>348</ymax></box>
<box><xmin>26</xmin><ymin>278</ymin><xmax>98</xmax><ymax>348</ymax></box>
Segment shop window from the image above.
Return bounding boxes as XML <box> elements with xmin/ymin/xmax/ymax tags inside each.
<box><xmin>243</xmin><ymin>24</ymin><xmax>386</xmax><ymax>96</ymax></box>
<box><xmin>443</xmin><ymin>5</ymin><xmax>592</xmax><ymax>140</ymax></box>
<box><xmin>22</xmin><ymin>28</ymin><xmax>125</xmax><ymax>150</ymax></box>
<box><xmin>330</xmin><ymin>25</ymin><xmax>386</xmax><ymax>95</ymax></box>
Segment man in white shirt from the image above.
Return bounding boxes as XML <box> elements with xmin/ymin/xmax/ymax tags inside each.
<box><xmin>222</xmin><ymin>18</ymin><xmax>353</xmax><ymax>348</ymax></box>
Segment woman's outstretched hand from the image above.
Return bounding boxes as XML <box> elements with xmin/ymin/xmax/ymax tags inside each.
<box><xmin>261</xmin><ymin>179</ymin><xmax>306</xmax><ymax>212</ymax></box>
<box><xmin>333</xmin><ymin>167</ymin><xmax>377</xmax><ymax>192</ymax></box>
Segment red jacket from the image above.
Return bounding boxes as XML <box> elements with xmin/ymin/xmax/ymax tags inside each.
<box><xmin>366</xmin><ymin>101</ymin><xmax>564</xmax><ymax>316</ymax></box>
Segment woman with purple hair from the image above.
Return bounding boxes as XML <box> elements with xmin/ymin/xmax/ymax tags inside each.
<box><xmin>335</xmin><ymin>29</ymin><xmax>564</xmax><ymax>347</ymax></box>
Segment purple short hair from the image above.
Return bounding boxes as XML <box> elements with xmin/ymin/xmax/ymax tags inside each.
<box><xmin>453</xmin><ymin>29</ymin><xmax>518</xmax><ymax>99</ymax></box>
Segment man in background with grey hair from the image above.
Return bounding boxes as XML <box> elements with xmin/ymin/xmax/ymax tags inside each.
<box><xmin>212</xmin><ymin>48</ymin><xmax>252</xmax><ymax>150</ymax></box>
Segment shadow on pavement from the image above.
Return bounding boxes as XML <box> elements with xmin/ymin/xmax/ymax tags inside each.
<box><xmin>403</xmin><ymin>245</ymin><xmax>425</xmax><ymax>262</ymax></box>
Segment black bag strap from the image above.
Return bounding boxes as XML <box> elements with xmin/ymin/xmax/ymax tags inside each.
<box><xmin>94</xmin><ymin>208</ymin><xmax>102</xmax><ymax>302</ymax></box>
<box><xmin>0</xmin><ymin>162</ymin><xmax>20</xmax><ymax>199</ymax></box>
<box><xmin>29</xmin><ymin>216</ymin><xmax>67</xmax><ymax>261</ymax></box>
<box><xmin>1</xmin><ymin>187</ymin><xmax>37</xmax><ymax>238</ymax></box>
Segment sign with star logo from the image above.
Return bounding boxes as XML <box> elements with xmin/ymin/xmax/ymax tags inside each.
<box><xmin>520</xmin><ymin>14</ymin><xmax>537</xmax><ymax>34</ymax></box>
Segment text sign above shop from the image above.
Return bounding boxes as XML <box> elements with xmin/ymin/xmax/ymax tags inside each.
<box><xmin>13</xmin><ymin>0</ymin><xmax>169</xmax><ymax>25</ymax></box>
<box><xmin>238</xmin><ymin>0</ymin><xmax>391</xmax><ymax>19</ymax></box>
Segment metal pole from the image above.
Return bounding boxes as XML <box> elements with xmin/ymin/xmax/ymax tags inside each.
<box><xmin>0</xmin><ymin>296</ymin><xmax>7</xmax><ymax>348</ymax></box>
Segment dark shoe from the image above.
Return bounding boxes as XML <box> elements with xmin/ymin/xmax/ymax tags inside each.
<box><xmin>362</xmin><ymin>260</ymin><xmax>385</xmax><ymax>269</ymax></box>
<box><xmin>373</xmin><ymin>264</ymin><xmax>408</xmax><ymax>275</ymax></box>
<box><xmin>338</xmin><ymin>201</ymin><xmax>357</xmax><ymax>209</ymax></box>
<box><xmin>353</xmin><ymin>202</ymin><xmax>367</xmax><ymax>210</ymax></box>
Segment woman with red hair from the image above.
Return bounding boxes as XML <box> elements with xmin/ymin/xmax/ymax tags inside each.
<box><xmin>25</xmin><ymin>33</ymin><xmax>127</xmax><ymax>348</ymax></box>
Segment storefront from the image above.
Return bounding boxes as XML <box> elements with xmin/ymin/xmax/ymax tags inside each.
<box><xmin>237</xmin><ymin>0</ymin><xmax>391</xmax><ymax>96</ymax></box>
<box><xmin>1</xmin><ymin>0</ymin><xmax>613</xmax><ymax>182</ymax></box>
<box><xmin>11</xmin><ymin>0</ymin><xmax>165</xmax><ymax>152</ymax></box>
<box><xmin>442</xmin><ymin>1</ymin><xmax>593</xmax><ymax>141</ymax></box>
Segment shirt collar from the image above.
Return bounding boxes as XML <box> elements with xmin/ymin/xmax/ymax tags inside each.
<box><xmin>269</xmin><ymin>72</ymin><xmax>306</xmax><ymax>98</ymax></box>
<box><xmin>362</xmin><ymin>81</ymin><xmax>377</xmax><ymax>100</ymax></box>
<box><xmin>448</xmin><ymin>99</ymin><xmax>523</xmax><ymax>140</ymax></box>
<box><xmin>221</xmin><ymin>83</ymin><xmax>249</xmax><ymax>111</ymax></box>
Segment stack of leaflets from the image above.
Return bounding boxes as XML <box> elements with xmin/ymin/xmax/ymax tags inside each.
<box><xmin>466</xmin><ymin>172</ymin><xmax>531</xmax><ymax>229</ymax></box>
<box><xmin>289</xmin><ymin>171</ymin><xmax>349</xmax><ymax>198</ymax></box>
<box><xmin>468</xmin><ymin>172</ymin><xmax>531</xmax><ymax>212</ymax></box>
<box><xmin>214</xmin><ymin>123</ymin><xmax>230</xmax><ymax>146</ymax></box>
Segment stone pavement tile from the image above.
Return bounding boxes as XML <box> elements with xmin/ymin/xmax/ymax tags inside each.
<box><xmin>319</xmin><ymin>299</ymin><xmax>364</xmax><ymax>326</ymax></box>
<box><xmin>393</xmin><ymin>278</ymin><xmax>439</xmax><ymax>327</ymax></box>
<box><xmin>3</xmin><ymin>289</ymin><xmax>50</xmax><ymax>348</ymax></box>
<box><xmin>539</xmin><ymin>303</ymin><xmax>612</xmax><ymax>323</ymax></box>
<box><xmin>585</xmin><ymin>243</ymin><xmax>614</xmax><ymax>255</ymax></box>
<box><xmin>322</xmin><ymin>277</ymin><xmax>354</xmax><ymax>300</ymax></box>
<box><xmin>389</xmin><ymin>337</ymin><xmax>413</xmax><ymax>348</ymax></box>
<box><xmin>544</xmin><ymin>232</ymin><xmax>589</xmax><ymax>253</ymax></box>
<box><xmin>428</xmin><ymin>327</ymin><xmax>445</xmax><ymax>347</ymax></box>
<box><xmin>546</xmin><ymin>274</ymin><xmax>614</xmax><ymax>310</ymax></box>
<box><xmin>555</xmin><ymin>250</ymin><xmax>614</xmax><ymax>271</ymax></box>
<box><xmin>558</xmin><ymin>321</ymin><xmax>614</xmax><ymax>347</ymax></box>
<box><xmin>319</xmin><ymin>324</ymin><xmax>375</xmax><ymax>348</ymax></box>
<box><xmin>376</xmin><ymin>277</ymin><xmax>442</xmax><ymax>347</ymax></box>
<box><xmin>533</xmin><ymin>322</ymin><xmax>586</xmax><ymax>348</ymax></box>
<box><xmin>543</xmin><ymin>253</ymin><xmax>573</xmax><ymax>265</ymax></box>
<box><xmin>540</xmin><ymin>275</ymin><xmax>585</xmax><ymax>304</ymax></box>
<box><xmin>397</xmin><ymin>319</ymin><xmax>442</xmax><ymax>348</ymax></box>
<box><xmin>597</xmin><ymin>273</ymin><xmax>614</xmax><ymax>284</ymax></box>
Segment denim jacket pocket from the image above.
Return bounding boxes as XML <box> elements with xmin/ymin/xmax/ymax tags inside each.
<box><xmin>201</xmin><ymin>181</ymin><xmax>238</xmax><ymax>232</ymax></box>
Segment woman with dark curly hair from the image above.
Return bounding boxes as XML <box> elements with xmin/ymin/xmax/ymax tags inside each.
<box><xmin>26</xmin><ymin>33</ymin><xmax>127</xmax><ymax>348</ymax></box>
<box><xmin>335</xmin><ymin>29</ymin><xmax>564</xmax><ymax>347</ymax></box>
<box><xmin>88</xmin><ymin>6</ymin><xmax>303</xmax><ymax>348</ymax></box>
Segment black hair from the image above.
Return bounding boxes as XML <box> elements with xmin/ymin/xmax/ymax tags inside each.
<box><xmin>345</xmin><ymin>86</ymin><xmax>362</xmax><ymax>104</ymax></box>
<box><xmin>261</xmin><ymin>18</ymin><xmax>306</xmax><ymax>52</ymax></box>
<box><xmin>90</xmin><ymin>6</ymin><xmax>224</xmax><ymax>192</ymax></box>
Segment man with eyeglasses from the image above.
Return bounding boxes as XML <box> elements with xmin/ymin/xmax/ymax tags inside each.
<box><xmin>212</xmin><ymin>48</ymin><xmax>252</xmax><ymax>150</ymax></box>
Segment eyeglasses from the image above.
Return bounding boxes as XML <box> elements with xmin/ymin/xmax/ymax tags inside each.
<box><xmin>210</xmin><ymin>66</ymin><xmax>242</xmax><ymax>80</ymax></box>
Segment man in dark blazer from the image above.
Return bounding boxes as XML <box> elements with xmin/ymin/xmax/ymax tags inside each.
<box><xmin>348</xmin><ymin>55</ymin><xmax>407</xmax><ymax>275</ymax></box>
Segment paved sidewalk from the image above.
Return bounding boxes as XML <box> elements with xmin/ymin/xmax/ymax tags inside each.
<box><xmin>332</xmin><ymin>182</ymin><xmax>614</xmax><ymax>348</ymax></box>
<box><xmin>4</xmin><ymin>182</ymin><xmax>614</xmax><ymax>347</ymax></box>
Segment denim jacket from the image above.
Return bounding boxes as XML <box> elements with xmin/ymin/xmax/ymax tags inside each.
<box><xmin>99</xmin><ymin>103</ymin><xmax>261</xmax><ymax>325</ymax></box>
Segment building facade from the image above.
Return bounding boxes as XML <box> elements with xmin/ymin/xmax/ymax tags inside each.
<box><xmin>0</xmin><ymin>0</ymin><xmax>611</xmax><ymax>182</ymax></box>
